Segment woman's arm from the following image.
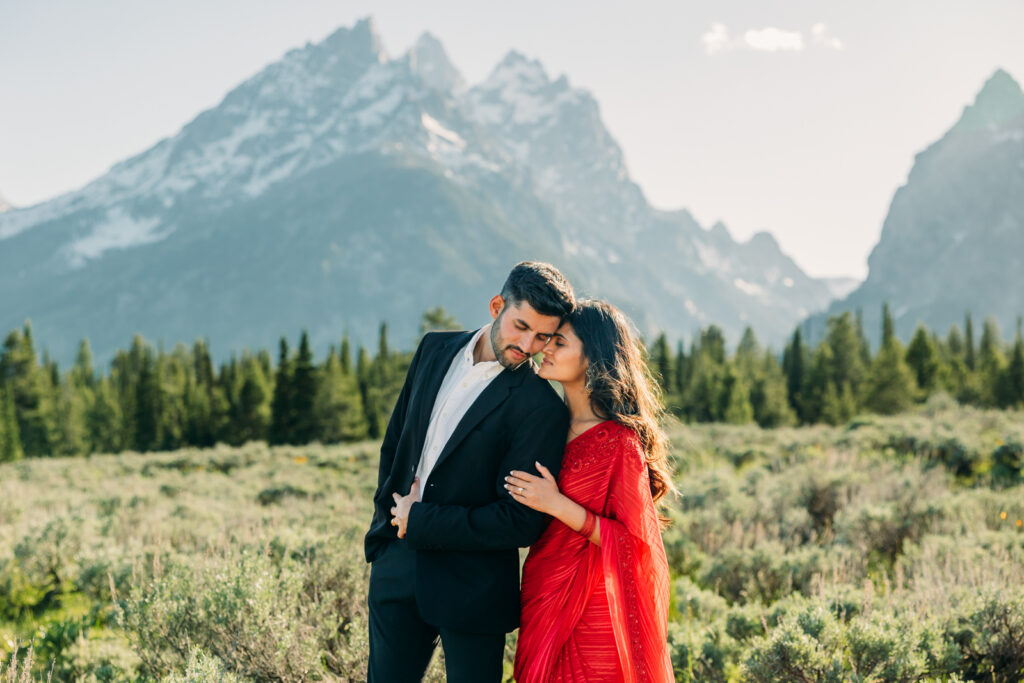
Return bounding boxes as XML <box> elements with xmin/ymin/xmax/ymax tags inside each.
<box><xmin>505</xmin><ymin>462</ymin><xmax>602</xmax><ymax>546</ymax></box>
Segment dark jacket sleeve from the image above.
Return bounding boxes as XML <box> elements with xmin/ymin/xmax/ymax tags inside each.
<box><xmin>404</xmin><ymin>400</ymin><xmax>568</xmax><ymax>552</ymax></box>
<box><xmin>373</xmin><ymin>334</ymin><xmax>429</xmax><ymax>498</ymax></box>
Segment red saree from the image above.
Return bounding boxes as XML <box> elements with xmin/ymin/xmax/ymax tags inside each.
<box><xmin>515</xmin><ymin>421</ymin><xmax>673</xmax><ymax>683</ymax></box>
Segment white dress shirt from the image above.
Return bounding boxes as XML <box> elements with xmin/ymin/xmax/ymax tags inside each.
<box><xmin>414</xmin><ymin>326</ymin><xmax>504</xmax><ymax>500</ymax></box>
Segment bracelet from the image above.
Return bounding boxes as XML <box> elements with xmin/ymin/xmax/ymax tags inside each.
<box><xmin>577</xmin><ymin>510</ymin><xmax>597</xmax><ymax>539</ymax></box>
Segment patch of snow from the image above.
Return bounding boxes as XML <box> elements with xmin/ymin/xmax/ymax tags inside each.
<box><xmin>244</xmin><ymin>154</ymin><xmax>304</xmax><ymax>197</ymax></box>
<box><xmin>783</xmin><ymin>277</ymin><xmax>795</xmax><ymax>287</ymax></box>
<box><xmin>733</xmin><ymin>278</ymin><xmax>765</xmax><ymax>297</ymax></box>
<box><xmin>420</xmin><ymin>113</ymin><xmax>465</xmax><ymax>147</ymax></box>
<box><xmin>353</xmin><ymin>86</ymin><xmax>405</xmax><ymax>128</ymax></box>
<box><xmin>993</xmin><ymin>129</ymin><xmax>1024</xmax><ymax>144</ymax></box>
<box><xmin>64</xmin><ymin>207</ymin><xmax>170</xmax><ymax>267</ymax></box>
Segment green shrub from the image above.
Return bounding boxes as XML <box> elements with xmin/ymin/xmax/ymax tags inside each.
<box><xmin>742</xmin><ymin>605</ymin><xmax>845</xmax><ymax>683</ymax></box>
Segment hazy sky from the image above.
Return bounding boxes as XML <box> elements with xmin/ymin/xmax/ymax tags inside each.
<box><xmin>2</xmin><ymin>0</ymin><xmax>1023</xmax><ymax>279</ymax></box>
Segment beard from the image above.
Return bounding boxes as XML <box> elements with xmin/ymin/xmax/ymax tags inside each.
<box><xmin>489</xmin><ymin>318</ymin><xmax>531</xmax><ymax>370</ymax></box>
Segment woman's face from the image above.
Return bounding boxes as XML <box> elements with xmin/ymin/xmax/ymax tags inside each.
<box><xmin>538</xmin><ymin>322</ymin><xmax>587</xmax><ymax>384</ymax></box>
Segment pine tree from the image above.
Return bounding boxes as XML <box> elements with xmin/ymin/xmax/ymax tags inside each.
<box><xmin>269</xmin><ymin>337</ymin><xmax>293</xmax><ymax>445</ymax></box>
<box><xmin>964</xmin><ymin>312</ymin><xmax>976</xmax><ymax>371</ymax></box>
<box><xmin>134</xmin><ymin>345</ymin><xmax>163</xmax><ymax>451</ymax></box>
<box><xmin>0</xmin><ymin>324</ymin><xmax>56</xmax><ymax>456</ymax></box>
<box><xmin>235</xmin><ymin>354</ymin><xmax>272</xmax><ymax>444</ymax></box>
<box><xmin>749</xmin><ymin>350</ymin><xmax>796</xmax><ymax>428</ymax></box>
<box><xmin>905</xmin><ymin>324</ymin><xmax>942</xmax><ymax>396</ymax></box>
<box><xmin>862</xmin><ymin>333</ymin><xmax>914</xmax><ymax>416</ymax></box>
<box><xmin>782</xmin><ymin>328</ymin><xmax>807</xmax><ymax>421</ymax></box>
<box><xmin>290</xmin><ymin>331</ymin><xmax>319</xmax><ymax>444</ymax></box>
<box><xmin>734</xmin><ymin>327</ymin><xmax>761</xmax><ymax>381</ymax></box>
<box><xmin>882</xmin><ymin>303</ymin><xmax>896</xmax><ymax>347</ymax></box>
<box><xmin>674</xmin><ymin>342</ymin><xmax>688</xmax><ymax>398</ymax></box>
<box><xmin>314</xmin><ymin>349</ymin><xmax>369</xmax><ymax>443</ymax></box>
<box><xmin>651</xmin><ymin>333</ymin><xmax>674</xmax><ymax>393</ymax></box>
<box><xmin>340</xmin><ymin>335</ymin><xmax>352</xmax><ymax>375</ymax></box>
<box><xmin>720</xmin><ymin>367</ymin><xmax>753</xmax><ymax>425</ymax></box>
<box><xmin>978</xmin><ymin>317</ymin><xmax>1006</xmax><ymax>406</ymax></box>
<box><xmin>86</xmin><ymin>378</ymin><xmax>122</xmax><ymax>454</ymax></box>
<box><xmin>997</xmin><ymin>318</ymin><xmax>1024</xmax><ymax>409</ymax></box>
<box><xmin>0</xmin><ymin>383</ymin><xmax>23</xmax><ymax>462</ymax></box>
<box><xmin>419</xmin><ymin>307</ymin><xmax>461</xmax><ymax>340</ymax></box>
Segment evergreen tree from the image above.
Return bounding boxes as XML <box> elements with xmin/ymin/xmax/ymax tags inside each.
<box><xmin>419</xmin><ymin>307</ymin><xmax>461</xmax><ymax>340</ymax></box>
<box><xmin>947</xmin><ymin>325</ymin><xmax>964</xmax><ymax>358</ymax></box>
<box><xmin>0</xmin><ymin>383</ymin><xmax>23</xmax><ymax>462</ymax></box>
<box><xmin>802</xmin><ymin>342</ymin><xmax>835</xmax><ymax>424</ymax></box>
<box><xmin>964</xmin><ymin>312</ymin><xmax>976</xmax><ymax>371</ymax></box>
<box><xmin>826</xmin><ymin>312</ymin><xmax>867</xmax><ymax>402</ymax></box>
<box><xmin>978</xmin><ymin>317</ymin><xmax>1006</xmax><ymax>406</ymax></box>
<box><xmin>734</xmin><ymin>327</ymin><xmax>761</xmax><ymax>381</ymax></box>
<box><xmin>651</xmin><ymin>333</ymin><xmax>674</xmax><ymax>393</ymax></box>
<box><xmin>719</xmin><ymin>367</ymin><xmax>753</xmax><ymax>425</ymax></box>
<box><xmin>782</xmin><ymin>328</ymin><xmax>807</xmax><ymax>421</ymax></box>
<box><xmin>882</xmin><ymin>303</ymin><xmax>896</xmax><ymax>347</ymax></box>
<box><xmin>820</xmin><ymin>381</ymin><xmax>857</xmax><ymax>425</ymax></box>
<box><xmin>231</xmin><ymin>354</ymin><xmax>271</xmax><ymax>444</ymax></box>
<box><xmin>996</xmin><ymin>318</ymin><xmax>1024</xmax><ymax>409</ymax></box>
<box><xmin>0</xmin><ymin>324</ymin><xmax>56</xmax><ymax>456</ymax></box>
<box><xmin>53</xmin><ymin>373</ymin><xmax>89</xmax><ymax>456</ymax></box>
<box><xmin>86</xmin><ymin>378</ymin><xmax>122</xmax><ymax>454</ymax></box>
<box><xmin>855</xmin><ymin>308</ymin><xmax>872</xmax><ymax>364</ymax></box>
<box><xmin>339</xmin><ymin>335</ymin><xmax>353</xmax><ymax>375</ymax></box>
<box><xmin>905</xmin><ymin>325</ymin><xmax>942</xmax><ymax>396</ymax></box>
<box><xmin>749</xmin><ymin>350</ymin><xmax>796</xmax><ymax>428</ymax></box>
<box><xmin>134</xmin><ymin>345</ymin><xmax>163</xmax><ymax>451</ymax></box>
<box><xmin>674</xmin><ymin>342</ymin><xmax>688</xmax><ymax>397</ymax></box>
<box><xmin>73</xmin><ymin>339</ymin><xmax>96</xmax><ymax>389</ymax></box>
<box><xmin>314</xmin><ymin>349</ymin><xmax>369</xmax><ymax>443</ymax></box>
<box><xmin>290</xmin><ymin>330</ymin><xmax>319</xmax><ymax>444</ymax></box>
<box><xmin>862</xmin><ymin>333</ymin><xmax>914</xmax><ymax>415</ymax></box>
<box><xmin>269</xmin><ymin>337</ymin><xmax>293</xmax><ymax>445</ymax></box>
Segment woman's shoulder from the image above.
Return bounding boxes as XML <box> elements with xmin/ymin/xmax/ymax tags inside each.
<box><xmin>598</xmin><ymin>422</ymin><xmax>646</xmax><ymax>468</ymax></box>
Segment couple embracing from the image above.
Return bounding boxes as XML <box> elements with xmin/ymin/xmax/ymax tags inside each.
<box><xmin>364</xmin><ymin>262</ymin><xmax>674</xmax><ymax>682</ymax></box>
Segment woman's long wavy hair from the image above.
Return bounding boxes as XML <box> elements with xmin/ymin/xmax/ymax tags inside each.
<box><xmin>567</xmin><ymin>299</ymin><xmax>675</xmax><ymax>525</ymax></box>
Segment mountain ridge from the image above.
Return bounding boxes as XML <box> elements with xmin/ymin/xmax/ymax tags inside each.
<box><xmin>1</xmin><ymin>17</ymin><xmax>840</xmax><ymax>365</ymax></box>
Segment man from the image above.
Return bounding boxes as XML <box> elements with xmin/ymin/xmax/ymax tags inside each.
<box><xmin>364</xmin><ymin>262</ymin><xmax>575</xmax><ymax>682</ymax></box>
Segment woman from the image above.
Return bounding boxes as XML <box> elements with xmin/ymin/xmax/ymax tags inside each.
<box><xmin>505</xmin><ymin>299</ymin><xmax>675</xmax><ymax>683</ymax></box>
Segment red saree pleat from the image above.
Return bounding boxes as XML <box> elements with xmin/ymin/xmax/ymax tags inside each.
<box><xmin>514</xmin><ymin>422</ymin><xmax>673</xmax><ymax>683</ymax></box>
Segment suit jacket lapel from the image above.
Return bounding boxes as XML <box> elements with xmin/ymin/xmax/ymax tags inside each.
<box><xmin>413</xmin><ymin>331</ymin><xmax>473</xmax><ymax>450</ymax></box>
<box><xmin>430</xmin><ymin>363</ymin><xmax>529</xmax><ymax>474</ymax></box>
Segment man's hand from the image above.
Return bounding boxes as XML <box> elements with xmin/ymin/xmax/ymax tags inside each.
<box><xmin>390</xmin><ymin>479</ymin><xmax>420</xmax><ymax>539</ymax></box>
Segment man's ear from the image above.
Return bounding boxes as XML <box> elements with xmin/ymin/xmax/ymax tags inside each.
<box><xmin>489</xmin><ymin>295</ymin><xmax>505</xmax><ymax>320</ymax></box>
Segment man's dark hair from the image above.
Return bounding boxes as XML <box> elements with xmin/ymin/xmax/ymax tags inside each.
<box><xmin>499</xmin><ymin>262</ymin><xmax>575</xmax><ymax>318</ymax></box>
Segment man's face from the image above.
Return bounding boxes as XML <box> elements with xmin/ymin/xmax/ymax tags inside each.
<box><xmin>489</xmin><ymin>298</ymin><xmax>562</xmax><ymax>369</ymax></box>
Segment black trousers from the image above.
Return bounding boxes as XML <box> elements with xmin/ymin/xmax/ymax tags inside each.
<box><xmin>367</xmin><ymin>539</ymin><xmax>506</xmax><ymax>683</ymax></box>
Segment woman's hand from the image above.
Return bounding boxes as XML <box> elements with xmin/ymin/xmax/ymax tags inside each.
<box><xmin>505</xmin><ymin>461</ymin><xmax>564</xmax><ymax>516</ymax></box>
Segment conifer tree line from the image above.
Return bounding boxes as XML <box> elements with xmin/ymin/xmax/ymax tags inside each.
<box><xmin>2</xmin><ymin>304</ymin><xmax>1023</xmax><ymax>461</ymax></box>
<box><xmin>649</xmin><ymin>304</ymin><xmax>1024</xmax><ymax>427</ymax></box>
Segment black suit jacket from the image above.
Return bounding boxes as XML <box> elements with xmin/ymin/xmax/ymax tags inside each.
<box><xmin>364</xmin><ymin>329</ymin><xmax>570</xmax><ymax>634</ymax></box>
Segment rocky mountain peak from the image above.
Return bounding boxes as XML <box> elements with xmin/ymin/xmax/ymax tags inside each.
<box><xmin>951</xmin><ymin>68</ymin><xmax>1024</xmax><ymax>134</ymax></box>
<box><xmin>409</xmin><ymin>32</ymin><xmax>465</xmax><ymax>93</ymax></box>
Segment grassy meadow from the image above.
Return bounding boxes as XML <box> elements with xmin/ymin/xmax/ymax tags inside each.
<box><xmin>1</xmin><ymin>397</ymin><xmax>1023</xmax><ymax>682</ymax></box>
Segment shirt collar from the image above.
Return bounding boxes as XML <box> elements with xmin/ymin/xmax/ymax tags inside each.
<box><xmin>464</xmin><ymin>326</ymin><xmax>504</xmax><ymax>378</ymax></box>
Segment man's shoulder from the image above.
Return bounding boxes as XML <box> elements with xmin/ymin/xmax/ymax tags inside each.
<box><xmin>513</xmin><ymin>367</ymin><xmax>568</xmax><ymax>412</ymax></box>
<box><xmin>418</xmin><ymin>330</ymin><xmax>471</xmax><ymax>354</ymax></box>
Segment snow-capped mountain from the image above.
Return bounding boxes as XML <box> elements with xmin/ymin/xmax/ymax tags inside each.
<box><xmin>0</xmin><ymin>17</ymin><xmax>838</xmax><ymax>365</ymax></box>
<box><xmin>805</xmin><ymin>69</ymin><xmax>1024</xmax><ymax>345</ymax></box>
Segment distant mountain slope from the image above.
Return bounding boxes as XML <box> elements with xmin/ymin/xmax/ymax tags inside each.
<box><xmin>805</xmin><ymin>69</ymin><xmax>1024</xmax><ymax>345</ymax></box>
<box><xmin>0</xmin><ymin>18</ymin><xmax>837</xmax><ymax>365</ymax></box>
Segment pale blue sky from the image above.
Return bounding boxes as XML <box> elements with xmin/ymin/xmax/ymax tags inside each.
<box><xmin>2</xmin><ymin>0</ymin><xmax>1023</xmax><ymax>278</ymax></box>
